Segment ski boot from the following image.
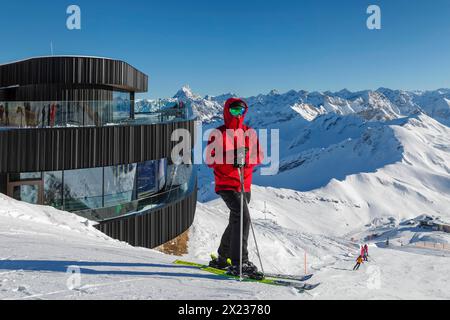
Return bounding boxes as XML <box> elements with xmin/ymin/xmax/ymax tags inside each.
<box><xmin>227</xmin><ymin>261</ymin><xmax>265</xmax><ymax>280</ymax></box>
<box><xmin>208</xmin><ymin>254</ymin><xmax>232</xmax><ymax>270</ymax></box>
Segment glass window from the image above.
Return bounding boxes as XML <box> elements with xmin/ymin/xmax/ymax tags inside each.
<box><xmin>35</xmin><ymin>102</ymin><xmax>46</xmax><ymax>128</ymax></box>
<box><xmin>8</xmin><ymin>102</ymin><xmax>26</xmax><ymax>127</ymax></box>
<box><xmin>40</xmin><ymin>103</ymin><xmax>50</xmax><ymax>127</ymax></box>
<box><xmin>44</xmin><ymin>171</ymin><xmax>63</xmax><ymax>209</ymax></box>
<box><xmin>157</xmin><ymin>159</ymin><xmax>167</xmax><ymax>191</ymax></box>
<box><xmin>113</xmin><ymin>91</ymin><xmax>131</xmax><ymax>123</ymax></box>
<box><xmin>23</xmin><ymin>102</ymin><xmax>38</xmax><ymax>127</ymax></box>
<box><xmin>166</xmin><ymin>164</ymin><xmax>193</xmax><ymax>188</ymax></box>
<box><xmin>0</xmin><ymin>103</ymin><xmax>5</xmax><ymax>126</ymax></box>
<box><xmin>67</xmin><ymin>102</ymin><xmax>84</xmax><ymax>126</ymax></box>
<box><xmin>63</xmin><ymin>167</ymin><xmax>103</xmax><ymax>211</ymax></box>
<box><xmin>104</xmin><ymin>164</ymin><xmax>137</xmax><ymax>207</ymax></box>
<box><xmin>12</xmin><ymin>185</ymin><xmax>39</xmax><ymax>204</ymax></box>
<box><xmin>4</xmin><ymin>156</ymin><xmax>195</xmax><ymax>218</ymax></box>
<box><xmin>53</xmin><ymin>103</ymin><xmax>63</xmax><ymax>127</ymax></box>
<box><xmin>84</xmin><ymin>101</ymin><xmax>105</xmax><ymax>126</ymax></box>
<box><xmin>137</xmin><ymin>161</ymin><xmax>158</xmax><ymax>199</ymax></box>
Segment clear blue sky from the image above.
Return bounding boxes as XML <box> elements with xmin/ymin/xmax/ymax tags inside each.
<box><xmin>1</xmin><ymin>0</ymin><xmax>450</xmax><ymax>99</ymax></box>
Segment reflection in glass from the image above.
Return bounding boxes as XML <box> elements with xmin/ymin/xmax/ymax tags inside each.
<box><xmin>104</xmin><ymin>164</ymin><xmax>137</xmax><ymax>207</ymax></box>
<box><xmin>12</xmin><ymin>185</ymin><xmax>39</xmax><ymax>204</ymax></box>
<box><xmin>44</xmin><ymin>171</ymin><xmax>63</xmax><ymax>209</ymax></box>
<box><xmin>0</xmin><ymin>98</ymin><xmax>193</xmax><ymax>128</ymax></box>
<box><xmin>63</xmin><ymin>167</ymin><xmax>103</xmax><ymax>211</ymax></box>
<box><xmin>167</xmin><ymin>163</ymin><xmax>193</xmax><ymax>190</ymax></box>
<box><xmin>7</xmin><ymin>160</ymin><xmax>195</xmax><ymax>222</ymax></box>
<box><xmin>157</xmin><ymin>159</ymin><xmax>167</xmax><ymax>191</ymax></box>
<box><xmin>113</xmin><ymin>91</ymin><xmax>131</xmax><ymax>123</ymax></box>
<box><xmin>137</xmin><ymin>163</ymin><xmax>196</xmax><ymax>215</ymax></box>
<box><xmin>0</xmin><ymin>103</ymin><xmax>5</xmax><ymax>125</ymax></box>
<box><xmin>137</xmin><ymin>161</ymin><xmax>158</xmax><ymax>199</ymax></box>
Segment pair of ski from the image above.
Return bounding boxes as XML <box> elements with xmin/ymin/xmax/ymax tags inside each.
<box><xmin>173</xmin><ymin>260</ymin><xmax>320</xmax><ymax>292</ymax></box>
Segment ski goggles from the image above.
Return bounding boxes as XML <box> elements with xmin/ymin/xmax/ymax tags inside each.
<box><xmin>229</xmin><ymin>106</ymin><xmax>246</xmax><ymax>117</ymax></box>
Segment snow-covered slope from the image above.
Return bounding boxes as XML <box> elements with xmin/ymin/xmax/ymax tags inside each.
<box><xmin>0</xmin><ymin>193</ymin><xmax>105</xmax><ymax>238</ymax></box>
<box><xmin>0</xmin><ymin>194</ymin><xmax>310</xmax><ymax>299</ymax></box>
<box><xmin>2</xmin><ymin>183</ymin><xmax>450</xmax><ymax>300</ymax></box>
<box><xmin>187</xmin><ymin>189</ymin><xmax>450</xmax><ymax>299</ymax></box>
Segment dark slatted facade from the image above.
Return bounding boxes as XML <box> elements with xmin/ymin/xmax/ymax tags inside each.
<box><xmin>0</xmin><ymin>120</ymin><xmax>196</xmax><ymax>173</ymax></box>
<box><xmin>0</xmin><ymin>56</ymin><xmax>148</xmax><ymax>99</ymax></box>
<box><xmin>96</xmin><ymin>188</ymin><xmax>197</xmax><ymax>249</ymax></box>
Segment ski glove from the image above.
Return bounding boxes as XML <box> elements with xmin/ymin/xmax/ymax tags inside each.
<box><xmin>233</xmin><ymin>147</ymin><xmax>249</xmax><ymax>168</ymax></box>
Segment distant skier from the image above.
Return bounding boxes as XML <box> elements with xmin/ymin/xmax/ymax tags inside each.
<box><xmin>363</xmin><ymin>244</ymin><xmax>369</xmax><ymax>261</ymax></box>
<box><xmin>206</xmin><ymin>98</ymin><xmax>263</xmax><ymax>279</ymax></box>
<box><xmin>353</xmin><ymin>255</ymin><xmax>364</xmax><ymax>271</ymax></box>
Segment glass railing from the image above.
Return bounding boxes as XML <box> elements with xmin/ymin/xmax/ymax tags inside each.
<box><xmin>0</xmin><ymin>100</ymin><xmax>194</xmax><ymax>129</ymax></box>
<box><xmin>74</xmin><ymin>166</ymin><xmax>197</xmax><ymax>222</ymax></box>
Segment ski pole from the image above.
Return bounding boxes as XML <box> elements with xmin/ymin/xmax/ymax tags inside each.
<box><xmin>238</xmin><ymin>167</ymin><xmax>244</xmax><ymax>282</ymax></box>
<box><xmin>238</xmin><ymin>167</ymin><xmax>266</xmax><ymax>277</ymax></box>
<box><xmin>249</xmin><ymin>212</ymin><xmax>265</xmax><ymax>276</ymax></box>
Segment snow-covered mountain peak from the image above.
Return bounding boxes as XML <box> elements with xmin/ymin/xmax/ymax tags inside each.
<box><xmin>139</xmin><ymin>85</ymin><xmax>450</xmax><ymax>128</ymax></box>
<box><xmin>173</xmin><ymin>85</ymin><xmax>199</xmax><ymax>100</ymax></box>
<box><xmin>269</xmin><ymin>89</ymin><xmax>280</xmax><ymax>96</ymax></box>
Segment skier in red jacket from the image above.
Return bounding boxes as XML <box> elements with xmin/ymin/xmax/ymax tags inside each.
<box><xmin>206</xmin><ymin>98</ymin><xmax>263</xmax><ymax>277</ymax></box>
<box><xmin>360</xmin><ymin>245</ymin><xmax>365</xmax><ymax>257</ymax></box>
<box><xmin>363</xmin><ymin>244</ymin><xmax>369</xmax><ymax>261</ymax></box>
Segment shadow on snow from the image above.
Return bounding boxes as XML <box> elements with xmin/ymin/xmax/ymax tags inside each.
<box><xmin>0</xmin><ymin>260</ymin><xmax>228</xmax><ymax>281</ymax></box>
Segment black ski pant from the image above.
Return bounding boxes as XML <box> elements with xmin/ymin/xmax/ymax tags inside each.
<box><xmin>353</xmin><ymin>263</ymin><xmax>361</xmax><ymax>271</ymax></box>
<box><xmin>217</xmin><ymin>190</ymin><xmax>252</xmax><ymax>266</ymax></box>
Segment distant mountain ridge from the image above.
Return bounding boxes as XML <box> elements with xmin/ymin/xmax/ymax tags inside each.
<box><xmin>136</xmin><ymin>86</ymin><xmax>450</xmax><ymax>127</ymax></box>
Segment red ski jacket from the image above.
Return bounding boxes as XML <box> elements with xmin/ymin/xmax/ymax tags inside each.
<box><xmin>206</xmin><ymin>98</ymin><xmax>263</xmax><ymax>193</ymax></box>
